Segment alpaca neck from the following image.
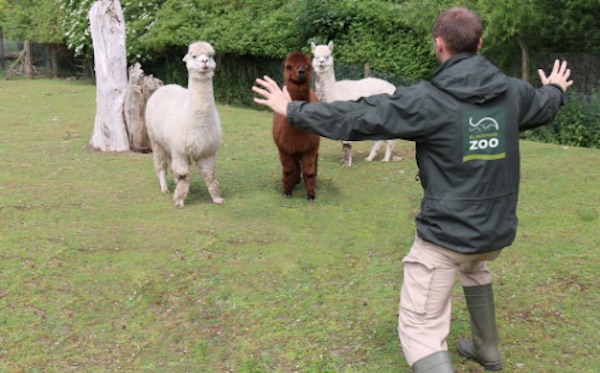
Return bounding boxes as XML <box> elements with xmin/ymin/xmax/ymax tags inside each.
<box><xmin>286</xmin><ymin>81</ymin><xmax>311</xmax><ymax>102</ymax></box>
<box><xmin>314</xmin><ymin>68</ymin><xmax>337</xmax><ymax>102</ymax></box>
<box><xmin>187</xmin><ymin>75</ymin><xmax>215</xmax><ymax>114</ymax></box>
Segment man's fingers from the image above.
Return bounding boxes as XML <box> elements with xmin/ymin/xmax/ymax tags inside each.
<box><xmin>559</xmin><ymin>60</ymin><xmax>568</xmax><ymax>76</ymax></box>
<box><xmin>254</xmin><ymin>78</ymin><xmax>269</xmax><ymax>90</ymax></box>
<box><xmin>255</xmin><ymin>75</ymin><xmax>277</xmax><ymax>90</ymax></box>
<box><xmin>538</xmin><ymin>69</ymin><xmax>549</xmax><ymax>84</ymax></box>
<box><xmin>254</xmin><ymin>75</ymin><xmax>282</xmax><ymax>96</ymax></box>
<box><xmin>251</xmin><ymin>85</ymin><xmax>269</xmax><ymax>97</ymax></box>
<box><xmin>552</xmin><ymin>59</ymin><xmax>560</xmax><ymax>74</ymax></box>
<box><xmin>263</xmin><ymin>75</ymin><xmax>277</xmax><ymax>85</ymax></box>
<box><xmin>282</xmin><ymin>86</ymin><xmax>292</xmax><ymax>100</ymax></box>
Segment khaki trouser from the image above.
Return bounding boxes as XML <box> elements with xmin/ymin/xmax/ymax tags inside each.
<box><xmin>398</xmin><ymin>235</ymin><xmax>503</xmax><ymax>366</ymax></box>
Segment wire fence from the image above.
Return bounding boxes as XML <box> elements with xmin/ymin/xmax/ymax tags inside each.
<box><xmin>1</xmin><ymin>41</ymin><xmax>89</xmax><ymax>79</ymax></box>
<box><xmin>3</xmin><ymin>41</ymin><xmax>599</xmax><ymax>93</ymax></box>
<box><xmin>512</xmin><ymin>53</ymin><xmax>600</xmax><ymax>94</ymax></box>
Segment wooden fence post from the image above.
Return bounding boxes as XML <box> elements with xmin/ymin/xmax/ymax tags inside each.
<box><xmin>0</xmin><ymin>27</ymin><xmax>4</xmax><ymax>70</ymax></box>
<box><xmin>24</xmin><ymin>40</ymin><xmax>33</xmax><ymax>80</ymax></box>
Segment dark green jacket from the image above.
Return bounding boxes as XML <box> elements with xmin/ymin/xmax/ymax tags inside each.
<box><xmin>287</xmin><ymin>52</ymin><xmax>565</xmax><ymax>254</ymax></box>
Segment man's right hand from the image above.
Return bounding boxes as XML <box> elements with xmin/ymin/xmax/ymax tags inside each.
<box><xmin>538</xmin><ymin>59</ymin><xmax>573</xmax><ymax>92</ymax></box>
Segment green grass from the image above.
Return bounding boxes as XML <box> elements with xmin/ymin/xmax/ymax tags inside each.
<box><xmin>0</xmin><ymin>79</ymin><xmax>598</xmax><ymax>373</ymax></box>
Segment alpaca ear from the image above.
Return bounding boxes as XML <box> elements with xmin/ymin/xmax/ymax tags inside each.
<box><xmin>310</xmin><ymin>41</ymin><xmax>316</xmax><ymax>52</ymax></box>
<box><xmin>328</xmin><ymin>41</ymin><xmax>334</xmax><ymax>51</ymax></box>
<box><xmin>182</xmin><ymin>54</ymin><xmax>189</xmax><ymax>62</ymax></box>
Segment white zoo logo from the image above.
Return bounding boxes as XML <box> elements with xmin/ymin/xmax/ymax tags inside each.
<box><xmin>469</xmin><ymin>117</ymin><xmax>500</xmax><ymax>132</ymax></box>
<box><xmin>469</xmin><ymin>137</ymin><xmax>500</xmax><ymax>150</ymax></box>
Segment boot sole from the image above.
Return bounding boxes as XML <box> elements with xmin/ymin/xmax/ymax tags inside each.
<box><xmin>457</xmin><ymin>343</ymin><xmax>503</xmax><ymax>371</ymax></box>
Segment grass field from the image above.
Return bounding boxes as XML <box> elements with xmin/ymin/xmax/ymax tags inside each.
<box><xmin>0</xmin><ymin>79</ymin><xmax>598</xmax><ymax>373</ymax></box>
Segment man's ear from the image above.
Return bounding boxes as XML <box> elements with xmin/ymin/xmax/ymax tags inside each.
<box><xmin>434</xmin><ymin>37</ymin><xmax>445</xmax><ymax>54</ymax></box>
<box><xmin>477</xmin><ymin>38</ymin><xmax>483</xmax><ymax>52</ymax></box>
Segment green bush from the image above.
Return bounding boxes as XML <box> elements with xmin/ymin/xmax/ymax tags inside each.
<box><xmin>521</xmin><ymin>94</ymin><xmax>600</xmax><ymax>148</ymax></box>
<box><xmin>331</xmin><ymin>1</ymin><xmax>437</xmax><ymax>80</ymax></box>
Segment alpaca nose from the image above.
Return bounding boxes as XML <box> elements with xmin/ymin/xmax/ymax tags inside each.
<box><xmin>298</xmin><ymin>68</ymin><xmax>306</xmax><ymax>76</ymax></box>
<box><xmin>297</xmin><ymin>69</ymin><xmax>307</xmax><ymax>82</ymax></box>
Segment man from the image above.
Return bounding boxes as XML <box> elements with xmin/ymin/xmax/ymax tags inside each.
<box><xmin>252</xmin><ymin>7</ymin><xmax>573</xmax><ymax>373</ymax></box>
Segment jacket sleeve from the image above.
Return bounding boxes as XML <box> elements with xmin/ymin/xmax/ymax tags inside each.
<box><xmin>517</xmin><ymin>80</ymin><xmax>565</xmax><ymax>131</ymax></box>
<box><xmin>286</xmin><ymin>83</ymin><xmax>435</xmax><ymax>142</ymax></box>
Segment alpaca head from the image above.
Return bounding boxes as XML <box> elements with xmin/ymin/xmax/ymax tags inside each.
<box><xmin>310</xmin><ymin>41</ymin><xmax>334</xmax><ymax>74</ymax></box>
<box><xmin>183</xmin><ymin>41</ymin><xmax>216</xmax><ymax>78</ymax></box>
<box><xmin>284</xmin><ymin>51</ymin><xmax>313</xmax><ymax>86</ymax></box>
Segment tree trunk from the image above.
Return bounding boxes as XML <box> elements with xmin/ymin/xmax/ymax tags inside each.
<box><xmin>124</xmin><ymin>62</ymin><xmax>163</xmax><ymax>152</ymax></box>
<box><xmin>516</xmin><ymin>35</ymin><xmax>529</xmax><ymax>83</ymax></box>
<box><xmin>24</xmin><ymin>40</ymin><xmax>33</xmax><ymax>80</ymax></box>
<box><xmin>88</xmin><ymin>0</ymin><xmax>130</xmax><ymax>152</ymax></box>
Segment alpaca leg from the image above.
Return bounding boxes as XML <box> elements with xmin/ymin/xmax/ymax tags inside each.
<box><xmin>300</xmin><ymin>152</ymin><xmax>318</xmax><ymax>201</ymax></box>
<box><xmin>279</xmin><ymin>151</ymin><xmax>299</xmax><ymax>197</ymax></box>
<box><xmin>382</xmin><ymin>140</ymin><xmax>395</xmax><ymax>162</ymax></box>
<box><xmin>151</xmin><ymin>141</ymin><xmax>170</xmax><ymax>193</ymax></box>
<box><xmin>366</xmin><ymin>140</ymin><xmax>385</xmax><ymax>162</ymax></box>
<box><xmin>342</xmin><ymin>141</ymin><xmax>352</xmax><ymax>167</ymax></box>
<box><xmin>197</xmin><ymin>156</ymin><xmax>224</xmax><ymax>205</ymax></box>
<box><xmin>171</xmin><ymin>156</ymin><xmax>190</xmax><ymax>208</ymax></box>
<box><xmin>292</xmin><ymin>156</ymin><xmax>302</xmax><ymax>186</ymax></box>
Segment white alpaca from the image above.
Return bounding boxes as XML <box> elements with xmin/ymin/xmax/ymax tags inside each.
<box><xmin>145</xmin><ymin>41</ymin><xmax>224</xmax><ymax>208</ymax></box>
<box><xmin>311</xmin><ymin>41</ymin><xmax>396</xmax><ymax>167</ymax></box>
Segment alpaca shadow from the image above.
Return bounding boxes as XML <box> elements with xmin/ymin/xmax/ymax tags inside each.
<box><xmin>272</xmin><ymin>176</ymin><xmax>341</xmax><ymax>203</ymax></box>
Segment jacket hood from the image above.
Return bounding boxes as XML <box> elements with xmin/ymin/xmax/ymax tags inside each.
<box><xmin>431</xmin><ymin>53</ymin><xmax>507</xmax><ymax>104</ymax></box>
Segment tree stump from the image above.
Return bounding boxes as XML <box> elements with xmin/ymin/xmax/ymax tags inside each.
<box><xmin>88</xmin><ymin>0</ymin><xmax>130</xmax><ymax>152</ymax></box>
<box><xmin>124</xmin><ymin>62</ymin><xmax>163</xmax><ymax>152</ymax></box>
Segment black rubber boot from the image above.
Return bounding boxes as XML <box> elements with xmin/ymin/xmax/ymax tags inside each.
<box><xmin>411</xmin><ymin>351</ymin><xmax>454</xmax><ymax>373</ymax></box>
<box><xmin>457</xmin><ymin>284</ymin><xmax>503</xmax><ymax>371</ymax></box>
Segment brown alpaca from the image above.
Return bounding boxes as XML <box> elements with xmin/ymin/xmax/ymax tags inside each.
<box><xmin>272</xmin><ymin>51</ymin><xmax>321</xmax><ymax>201</ymax></box>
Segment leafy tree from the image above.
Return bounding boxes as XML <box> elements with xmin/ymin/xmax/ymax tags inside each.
<box><xmin>59</xmin><ymin>0</ymin><xmax>94</xmax><ymax>56</ymax></box>
<box><xmin>138</xmin><ymin>0</ymin><xmax>302</xmax><ymax>58</ymax></box>
<box><xmin>0</xmin><ymin>0</ymin><xmax>7</xmax><ymax>25</ymax></box>
<box><xmin>328</xmin><ymin>0</ymin><xmax>437</xmax><ymax>80</ymax></box>
<box><xmin>399</xmin><ymin>0</ymin><xmax>600</xmax><ymax>80</ymax></box>
<box><xmin>295</xmin><ymin>0</ymin><xmax>357</xmax><ymax>46</ymax></box>
<box><xmin>3</xmin><ymin>0</ymin><xmax>64</xmax><ymax>43</ymax></box>
<box><xmin>60</xmin><ymin>0</ymin><xmax>163</xmax><ymax>59</ymax></box>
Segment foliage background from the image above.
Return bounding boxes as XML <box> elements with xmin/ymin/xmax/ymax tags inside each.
<box><xmin>2</xmin><ymin>0</ymin><xmax>598</xmax><ymax>80</ymax></box>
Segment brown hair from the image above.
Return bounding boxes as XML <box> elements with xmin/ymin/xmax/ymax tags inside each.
<box><xmin>432</xmin><ymin>7</ymin><xmax>482</xmax><ymax>54</ymax></box>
